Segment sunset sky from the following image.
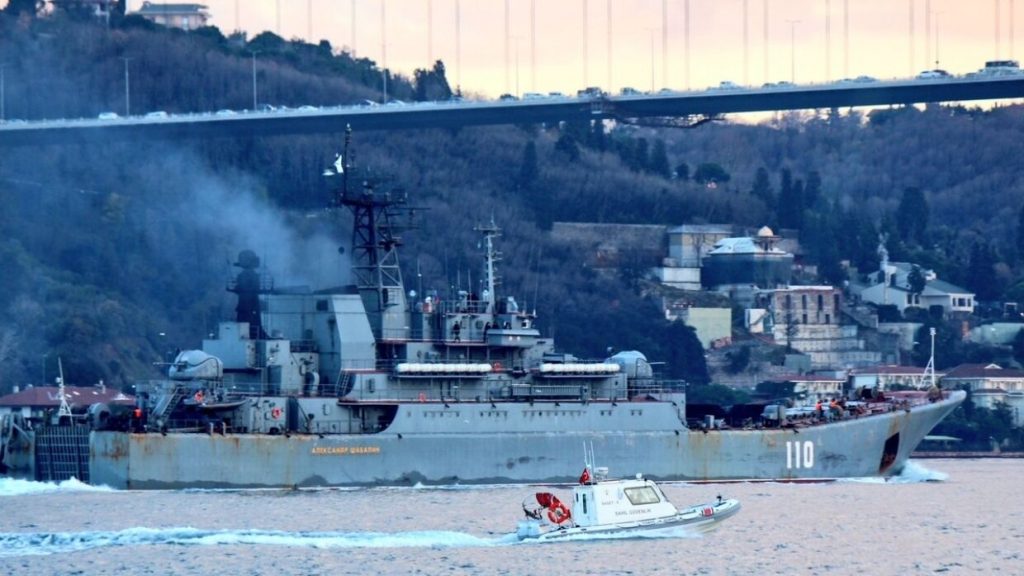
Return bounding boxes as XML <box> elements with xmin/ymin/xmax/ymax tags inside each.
<box><xmin>119</xmin><ymin>1</ymin><xmax>1021</xmax><ymax>97</ymax></box>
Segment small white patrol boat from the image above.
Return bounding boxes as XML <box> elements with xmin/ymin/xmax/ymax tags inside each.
<box><xmin>516</xmin><ymin>465</ymin><xmax>741</xmax><ymax>541</ymax></box>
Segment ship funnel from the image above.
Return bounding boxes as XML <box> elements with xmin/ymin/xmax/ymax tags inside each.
<box><xmin>230</xmin><ymin>250</ymin><xmax>265</xmax><ymax>339</ymax></box>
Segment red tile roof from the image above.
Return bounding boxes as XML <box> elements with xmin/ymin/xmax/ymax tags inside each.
<box><xmin>943</xmin><ymin>363</ymin><xmax>1024</xmax><ymax>379</ymax></box>
<box><xmin>0</xmin><ymin>386</ymin><xmax>135</xmax><ymax>409</ymax></box>
<box><xmin>766</xmin><ymin>374</ymin><xmax>844</xmax><ymax>383</ymax></box>
<box><xmin>850</xmin><ymin>365</ymin><xmax>939</xmax><ymax>376</ymax></box>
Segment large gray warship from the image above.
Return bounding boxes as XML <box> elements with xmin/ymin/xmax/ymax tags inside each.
<box><xmin>0</xmin><ymin>141</ymin><xmax>964</xmax><ymax>489</ymax></box>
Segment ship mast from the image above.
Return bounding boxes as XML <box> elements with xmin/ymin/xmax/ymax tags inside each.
<box><xmin>56</xmin><ymin>357</ymin><xmax>72</xmax><ymax>423</ymax></box>
<box><xmin>332</xmin><ymin>126</ymin><xmax>409</xmax><ymax>339</ymax></box>
<box><xmin>475</xmin><ymin>219</ymin><xmax>501</xmax><ymax>314</ymax></box>
<box><xmin>922</xmin><ymin>327</ymin><xmax>937</xmax><ymax>389</ymax></box>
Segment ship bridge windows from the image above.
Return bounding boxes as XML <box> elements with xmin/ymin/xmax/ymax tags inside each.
<box><xmin>623</xmin><ymin>486</ymin><xmax>661</xmax><ymax>505</ymax></box>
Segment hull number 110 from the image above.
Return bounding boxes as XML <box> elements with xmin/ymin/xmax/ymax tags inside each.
<box><xmin>786</xmin><ymin>441</ymin><xmax>814</xmax><ymax>469</ymax></box>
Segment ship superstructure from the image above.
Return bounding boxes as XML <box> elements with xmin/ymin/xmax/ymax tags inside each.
<box><xmin>0</xmin><ymin>135</ymin><xmax>965</xmax><ymax>489</ymax></box>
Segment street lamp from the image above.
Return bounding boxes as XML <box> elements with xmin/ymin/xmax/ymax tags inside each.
<box><xmin>120</xmin><ymin>57</ymin><xmax>131</xmax><ymax>116</ymax></box>
<box><xmin>786</xmin><ymin>19</ymin><xmax>801</xmax><ymax>84</ymax></box>
<box><xmin>250</xmin><ymin>51</ymin><xmax>258</xmax><ymax>110</ymax></box>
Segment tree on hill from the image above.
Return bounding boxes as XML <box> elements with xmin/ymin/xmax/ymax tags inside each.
<box><xmin>908</xmin><ymin>264</ymin><xmax>927</xmax><ymax>295</ymax></box>
<box><xmin>751</xmin><ymin>167</ymin><xmax>774</xmax><ymax>211</ymax></box>
<box><xmin>967</xmin><ymin>241</ymin><xmax>1000</xmax><ymax>302</ymax></box>
<box><xmin>776</xmin><ymin>169</ymin><xmax>803</xmax><ymax>230</ymax></box>
<box><xmin>413</xmin><ymin>60</ymin><xmax>453</xmax><ymax>102</ymax></box>
<box><xmin>1015</xmin><ymin>203</ymin><xmax>1024</xmax><ymax>263</ymax></box>
<box><xmin>896</xmin><ymin>187</ymin><xmax>929</xmax><ymax>245</ymax></box>
<box><xmin>3</xmin><ymin>0</ymin><xmax>41</xmax><ymax>17</ymax></box>
<box><xmin>649</xmin><ymin>139</ymin><xmax>671</xmax><ymax>179</ymax></box>
<box><xmin>664</xmin><ymin>321</ymin><xmax>709</xmax><ymax>385</ymax></box>
<box><xmin>517</xmin><ymin>141</ymin><xmax>539</xmax><ymax>189</ymax></box>
<box><xmin>692</xmin><ymin>163</ymin><xmax>730</xmax><ymax>185</ymax></box>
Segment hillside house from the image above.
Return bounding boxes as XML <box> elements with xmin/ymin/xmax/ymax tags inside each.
<box><xmin>858</xmin><ymin>261</ymin><xmax>975</xmax><ymax>316</ymax></box>
<box><xmin>941</xmin><ymin>363</ymin><xmax>1024</xmax><ymax>426</ymax></box>
<box><xmin>133</xmin><ymin>2</ymin><xmax>210</xmax><ymax>30</ymax></box>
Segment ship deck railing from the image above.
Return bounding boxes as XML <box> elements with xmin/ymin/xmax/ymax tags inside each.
<box><xmin>334</xmin><ymin>378</ymin><xmax>688</xmax><ymax>404</ymax></box>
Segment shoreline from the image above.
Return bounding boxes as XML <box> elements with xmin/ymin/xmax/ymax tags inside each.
<box><xmin>911</xmin><ymin>451</ymin><xmax>1024</xmax><ymax>459</ymax></box>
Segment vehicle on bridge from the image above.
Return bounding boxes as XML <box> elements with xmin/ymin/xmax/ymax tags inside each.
<box><xmin>978</xmin><ymin>59</ymin><xmax>1022</xmax><ymax>77</ymax></box>
<box><xmin>576</xmin><ymin>86</ymin><xmax>606</xmax><ymax>98</ymax></box>
<box><xmin>709</xmin><ymin>81</ymin><xmax>742</xmax><ymax>91</ymax></box>
<box><xmin>917</xmin><ymin>69</ymin><xmax>951</xmax><ymax>80</ymax></box>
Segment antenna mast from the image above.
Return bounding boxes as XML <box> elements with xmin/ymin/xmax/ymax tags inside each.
<box><xmin>56</xmin><ymin>357</ymin><xmax>72</xmax><ymax>422</ymax></box>
<box><xmin>330</xmin><ymin>126</ymin><xmax>410</xmax><ymax>339</ymax></box>
<box><xmin>475</xmin><ymin>219</ymin><xmax>502</xmax><ymax>313</ymax></box>
<box><xmin>922</xmin><ymin>327</ymin><xmax>937</xmax><ymax>389</ymax></box>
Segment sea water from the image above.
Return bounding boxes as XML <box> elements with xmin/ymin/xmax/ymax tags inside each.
<box><xmin>1</xmin><ymin>459</ymin><xmax>1021</xmax><ymax>576</ymax></box>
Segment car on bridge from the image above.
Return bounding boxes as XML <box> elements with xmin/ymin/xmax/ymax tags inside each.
<box><xmin>97</xmin><ymin>112</ymin><xmax>119</xmax><ymax>120</ymax></box>
<box><xmin>709</xmin><ymin>81</ymin><xmax>742</xmax><ymax>91</ymax></box>
<box><xmin>978</xmin><ymin>59</ymin><xmax>1022</xmax><ymax>76</ymax></box>
<box><xmin>917</xmin><ymin>69</ymin><xmax>951</xmax><ymax>80</ymax></box>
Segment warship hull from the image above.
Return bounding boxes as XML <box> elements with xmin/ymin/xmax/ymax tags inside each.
<box><xmin>12</xmin><ymin>391</ymin><xmax>956</xmax><ymax>489</ymax></box>
<box><xmin>0</xmin><ymin>144</ymin><xmax>967</xmax><ymax>490</ymax></box>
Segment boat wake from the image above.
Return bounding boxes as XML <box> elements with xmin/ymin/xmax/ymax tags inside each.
<box><xmin>0</xmin><ymin>527</ymin><xmax>522</xmax><ymax>557</ymax></box>
<box><xmin>0</xmin><ymin>477</ymin><xmax>114</xmax><ymax>497</ymax></box>
<box><xmin>839</xmin><ymin>460</ymin><xmax>949</xmax><ymax>484</ymax></box>
<box><xmin>0</xmin><ymin>523</ymin><xmax>710</xmax><ymax>556</ymax></box>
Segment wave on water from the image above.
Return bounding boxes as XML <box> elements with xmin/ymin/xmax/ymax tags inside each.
<box><xmin>516</xmin><ymin>526</ymin><xmax>706</xmax><ymax>545</ymax></box>
<box><xmin>888</xmin><ymin>460</ymin><xmax>949</xmax><ymax>483</ymax></box>
<box><xmin>0</xmin><ymin>527</ymin><xmax>522</xmax><ymax>557</ymax></box>
<box><xmin>839</xmin><ymin>459</ymin><xmax>949</xmax><ymax>485</ymax></box>
<box><xmin>0</xmin><ymin>477</ymin><xmax>115</xmax><ymax>497</ymax></box>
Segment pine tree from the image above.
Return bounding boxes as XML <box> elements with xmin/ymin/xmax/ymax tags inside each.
<box><xmin>649</xmin><ymin>139</ymin><xmax>671</xmax><ymax>179</ymax></box>
<box><xmin>517</xmin><ymin>141</ymin><xmax>538</xmax><ymax>189</ymax></box>
<box><xmin>554</xmin><ymin>133</ymin><xmax>580</xmax><ymax>162</ymax></box>
<box><xmin>908</xmin><ymin>265</ymin><xmax>926</xmax><ymax>295</ymax></box>
<box><xmin>1015</xmin><ymin>203</ymin><xmax>1024</xmax><ymax>263</ymax></box>
<box><xmin>967</xmin><ymin>241</ymin><xmax>1000</xmax><ymax>301</ymax></box>
<box><xmin>665</xmin><ymin>321</ymin><xmax>709</xmax><ymax>385</ymax></box>
<box><xmin>777</xmin><ymin>170</ymin><xmax>804</xmax><ymax>230</ymax></box>
<box><xmin>804</xmin><ymin>170</ymin><xmax>822</xmax><ymax>209</ymax></box>
<box><xmin>751</xmin><ymin>167</ymin><xmax>774</xmax><ymax>210</ymax></box>
<box><xmin>896</xmin><ymin>187</ymin><xmax>928</xmax><ymax>245</ymax></box>
<box><xmin>633</xmin><ymin>138</ymin><xmax>650</xmax><ymax>172</ymax></box>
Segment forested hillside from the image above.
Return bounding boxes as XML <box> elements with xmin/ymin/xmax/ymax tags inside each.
<box><xmin>2</xmin><ymin>10</ymin><xmax>1024</xmax><ymax>394</ymax></box>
